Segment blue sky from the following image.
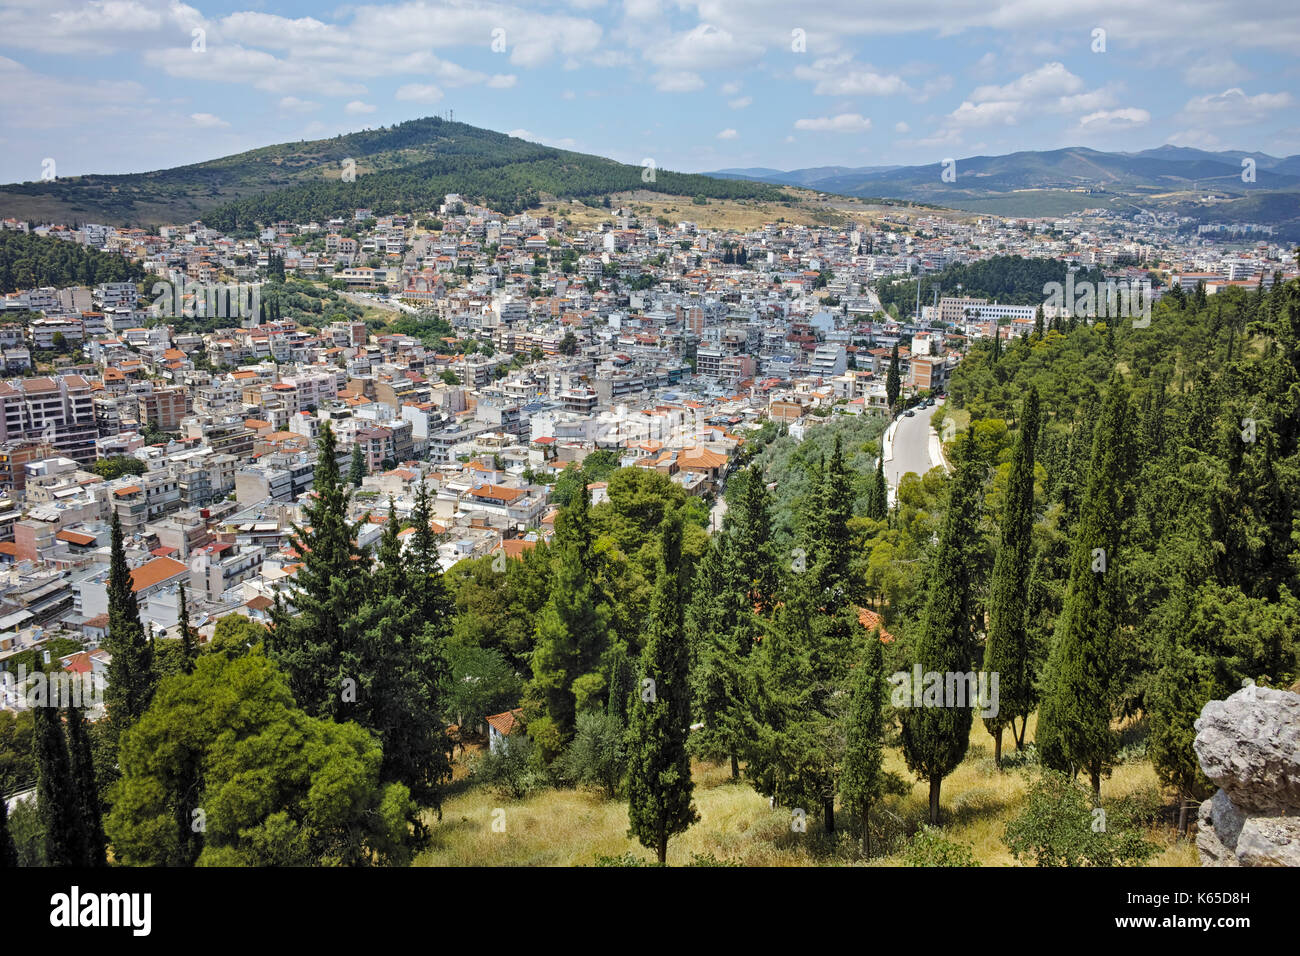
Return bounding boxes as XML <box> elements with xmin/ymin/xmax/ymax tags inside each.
<box><xmin>2</xmin><ymin>0</ymin><xmax>1298</xmax><ymax>183</ymax></box>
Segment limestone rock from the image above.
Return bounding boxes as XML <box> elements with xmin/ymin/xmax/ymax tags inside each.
<box><xmin>1193</xmin><ymin>685</ymin><xmax>1299</xmax><ymax>867</ymax></box>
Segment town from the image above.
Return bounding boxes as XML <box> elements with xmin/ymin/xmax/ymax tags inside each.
<box><xmin>0</xmin><ymin>192</ymin><xmax>1294</xmax><ymax>712</ymax></box>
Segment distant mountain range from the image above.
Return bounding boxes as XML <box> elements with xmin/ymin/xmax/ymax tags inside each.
<box><xmin>708</xmin><ymin>146</ymin><xmax>1300</xmax><ymax>238</ymax></box>
<box><xmin>0</xmin><ymin>117</ymin><xmax>785</xmax><ymax>229</ymax></box>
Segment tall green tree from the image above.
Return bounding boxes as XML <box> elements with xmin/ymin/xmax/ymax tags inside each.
<box><xmin>1037</xmin><ymin>374</ymin><xmax>1133</xmax><ymax>796</ymax></box>
<box><xmin>177</xmin><ymin>583</ymin><xmax>198</xmax><ymax>675</ymax></box>
<box><xmin>865</xmin><ymin>456</ymin><xmax>888</xmax><ymax>521</ymax></box>
<box><xmin>840</xmin><ymin>631</ymin><xmax>900</xmax><ymax>856</ymax></box>
<box><xmin>105</xmin><ymin>511</ymin><xmax>155</xmax><ymax>748</ymax></box>
<box><xmin>983</xmin><ymin>386</ymin><xmax>1040</xmax><ymax>764</ymax></box>
<box><xmin>33</xmin><ymin>689</ymin><xmax>83</xmax><ymax>867</ymax></box>
<box><xmin>65</xmin><ymin>705</ymin><xmax>107</xmax><ymax>866</ymax></box>
<box><xmin>268</xmin><ymin>421</ymin><xmax>369</xmax><ymax>718</ymax></box>
<box><xmin>352</xmin><ymin>500</ymin><xmax>453</xmax><ymax>810</ymax></box>
<box><xmin>348</xmin><ymin>442</ymin><xmax>366</xmax><ymax>487</ymax></box>
<box><xmin>530</xmin><ymin>484</ymin><xmax>608</xmax><ymax>740</ymax></box>
<box><xmin>626</xmin><ymin>515</ymin><xmax>698</xmax><ymax>863</ymax></box>
<box><xmin>900</xmin><ymin>430</ymin><xmax>986</xmax><ymax>823</ymax></box>
<box><xmin>886</xmin><ymin>343</ymin><xmax>901</xmax><ymax>411</ymax></box>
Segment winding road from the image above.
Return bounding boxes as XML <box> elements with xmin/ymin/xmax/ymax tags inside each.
<box><xmin>883</xmin><ymin>400</ymin><xmax>949</xmax><ymax>505</ymax></box>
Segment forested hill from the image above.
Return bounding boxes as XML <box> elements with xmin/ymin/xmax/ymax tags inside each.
<box><xmin>0</xmin><ymin>116</ymin><xmax>785</xmax><ymax>229</ymax></box>
<box><xmin>940</xmin><ymin>270</ymin><xmax>1299</xmax><ymax>805</ymax></box>
<box><xmin>0</xmin><ymin>231</ymin><xmax>145</xmax><ymax>293</ymax></box>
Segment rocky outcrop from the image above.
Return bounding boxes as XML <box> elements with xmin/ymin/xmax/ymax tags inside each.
<box><xmin>1193</xmin><ymin>684</ymin><xmax>1300</xmax><ymax>867</ymax></box>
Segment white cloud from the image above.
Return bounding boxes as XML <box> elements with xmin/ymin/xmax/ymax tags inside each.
<box><xmin>1076</xmin><ymin>107</ymin><xmax>1151</xmax><ymax>133</ymax></box>
<box><xmin>651</xmin><ymin>70</ymin><xmax>704</xmax><ymax>92</ymax></box>
<box><xmin>728</xmin><ymin>96</ymin><xmax>752</xmax><ymax>109</ymax></box>
<box><xmin>794</xmin><ymin>113</ymin><xmax>872</xmax><ymax>132</ymax></box>
<box><xmin>278</xmin><ymin>96</ymin><xmax>319</xmax><ymax>112</ymax></box>
<box><xmin>1180</xmin><ymin>88</ymin><xmax>1294</xmax><ymax>126</ymax></box>
<box><xmin>395</xmin><ymin>84</ymin><xmax>444</xmax><ymax>103</ymax></box>
<box><xmin>894</xmin><ymin>121</ymin><xmax>910</xmax><ymax>133</ymax></box>
<box><xmin>720</xmin><ymin>80</ymin><xmax>742</xmax><ymax>96</ymax></box>
<box><xmin>795</xmin><ymin>56</ymin><xmax>911</xmax><ymax>97</ymax></box>
<box><xmin>345</xmin><ymin>101</ymin><xmax>377</xmax><ymax>114</ymax></box>
<box><xmin>189</xmin><ymin>112</ymin><xmax>229</xmax><ymax>128</ymax></box>
<box><xmin>488</xmin><ymin>74</ymin><xmax>518</xmax><ymax>88</ymax></box>
<box><xmin>717</xmin><ymin>127</ymin><xmax>738</xmax><ymax>139</ymax></box>
<box><xmin>644</xmin><ymin>23</ymin><xmax>763</xmax><ymax>71</ymax></box>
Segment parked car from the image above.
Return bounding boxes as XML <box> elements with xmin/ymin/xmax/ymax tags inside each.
<box><xmin>905</xmin><ymin>409</ymin><xmax>916</xmax><ymax>417</ymax></box>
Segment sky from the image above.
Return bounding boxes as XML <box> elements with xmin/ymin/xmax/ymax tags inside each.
<box><xmin>1</xmin><ymin>0</ymin><xmax>1298</xmax><ymax>184</ymax></box>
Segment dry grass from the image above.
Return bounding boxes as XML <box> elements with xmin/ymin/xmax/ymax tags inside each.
<box><xmin>415</xmin><ymin>713</ymin><xmax>1199</xmax><ymax>867</ymax></box>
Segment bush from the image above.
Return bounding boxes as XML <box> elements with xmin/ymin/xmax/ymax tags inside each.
<box><xmin>558</xmin><ymin>711</ymin><xmax>626</xmax><ymax>798</ymax></box>
<box><xmin>1003</xmin><ymin>770</ymin><xmax>1160</xmax><ymax>866</ymax></box>
<box><xmin>473</xmin><ymin>736</ymin><xmax>548</xmax><ymax>799</ymax></box>
<box><xmin>901</xmin><ymin>826</ymin><xmax>980</xmax><ymax>867</ymax></box>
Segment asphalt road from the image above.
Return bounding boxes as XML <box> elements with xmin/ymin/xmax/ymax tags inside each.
<box><xmin>884</xmin><ymin>401</ymin><xmax>946</xmax><ymax>502</ymax></box>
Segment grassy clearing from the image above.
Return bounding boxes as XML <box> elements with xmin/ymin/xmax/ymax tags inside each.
<box><xmin>416</xmin><ymin>714</ymin><xmax>1198</xmax><ymax>867</ymax></box>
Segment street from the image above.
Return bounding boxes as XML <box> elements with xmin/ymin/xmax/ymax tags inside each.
<box><xmin>883</xmin><ymin>400</ymin><xmax>948</xmax><ymax>505</ymax></box>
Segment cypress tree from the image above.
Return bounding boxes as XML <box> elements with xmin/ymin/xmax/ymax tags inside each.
<box><xmin>816</xmin><ymin>434</ymin><xmax>854</xmax><ymax>603</ymax></box>
<box><xmin>268</xmin><ymin>421</ymin><xmax>369</xmax><ymax>717</ymax></box>
<box><xmin>65</xmin><ymin>705</ymin><xmax>107</xmax><ymax>866</ymax></box>
<box><xmin>105</xmin><ymin>510</ymin><xmax>155</xmax><ymax>745</ymax></box>
<box><xmin>1036</xmin><ymin>374</ymin><xmax>1132</xmax><ymax>796</ymax></box>
<box><xmin>1033</xmin><ymin>304</ymin><xmax>1044</xmax><ymax>340</ymax></box>
<box><xmin>885</xmin><ymin>343</ymin><xmax>901</xmax><ymax>411</ymax></box>
<box><xmin>348</xmin><ymin>442</ymin><xmax>366</xmax><ymax>487</ymax></box>
<box><xmin>840</xmin><ymin>630</ymin><xmax>892</xmax><ymax>856</ymax></box>
<box><xmin>983</xmin><ymin>386</ymin><xmax>1040</xmax><ymax>764</ymax></box>
<box><xmin>865</xmin><ymin>456</ymin><xmax>888</xmax><ymax>521</ymax></box>
<box><xmin>177</xmin><ymin>583</ymin><xmax>198</xmax><ymax>675</ymax></box>
<box><xmin>900</xmin><ymin>430</ymin><xmax>986</xmax><ymax>823</ymax></box>
<box><xmin>33</xmin><ymin>690</ymin><xmax>84</xmax><ymax>867</ymax></box>
<box><xmin>626</xmin><ymin>515</ymin><xmax>698</xmax><ymax>863</ymax></box>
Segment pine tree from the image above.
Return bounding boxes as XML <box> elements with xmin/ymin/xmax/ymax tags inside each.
<box><xmin>65</xmin><ymin>705</ymin><xmax>107</xmax><ymax>866</ymax></box>
<box><xmin>177</xmin><ymin>583</ymin><xmax>198</xmax><ymax>675</ymax></box>
<box><xmin>815</xmin><ymin>434</ymin><xmax>854</xmax><ymax>603</ymax></box>
<box><xmin>105</xmin><ymin>510</ymin><xmax>155</xmax><ymax>746</ymax></box>
<box><xmin>886</xmin><ymin>343</ymin><xmax>901</xmax><ymax>411</ymax></box>
<box><xmin>348</xmin><ymin>442</ymin><xmax>366</xmax><ymax>487</ymax></box>
<box><xmin>686</xmin><ymin>536</ymin><xmax>753</xmax><ymax>779</ymax></box>
<box><xmin>268</xmin><ymin>421</ymin><xmax>369</xmax><ymax>717</ymax></box>
<box><xmin>530</xmin><ymin>483</ymin><xmax>608</xmax><ymax>738</ymax></box>
<box><xmin>353</xmin><ymin>499</ymin><xmax>453</xmax><ymax>809</ymax></box>
<box><xmin>626</xmin><ymin>515</ymin><xmax>698</xmax><ymax>863</ymax></box>
<box><xmin>900</xmin><ymin>430</ymin><xmax>986</xmax><ymax>823</ymax></box>
<box><xmin>729</xmin><ymin>468</ymin><xmax>779</xmax><ymax>613</ymax></box>
<box><xmin>840</xmin><ymin>631</ymin><xmax>893</xmax><ymax>855</ymax></box>
<box><xmin>983</xmin><ymin>386</ymin><xmax>1040</xmax><ymax>764</ymax></box>
<box><xmin>1037</xmin><ymin>374</ymin><xmax>1133</xmax><ymax>796</ymax></box>
<box><xmin>33</xmin><ymin>688</ymin><xmax>84</xmax><ymax>867</ymax></box>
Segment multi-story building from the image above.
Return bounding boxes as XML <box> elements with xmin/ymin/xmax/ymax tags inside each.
<box><xmin>137</xmin><ymin>385</ymin><xmax>192</xmax><ymax>432</ymax></box>
<box><xmin>0</xmin><ymin>376</ymin><xmax>98</xmax><ymax>465</ymax></box>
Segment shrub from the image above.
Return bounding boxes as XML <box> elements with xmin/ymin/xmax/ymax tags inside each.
<box><xmin>1003</xmin><ymin>770</ymin><xmax>1160</xmax><ymax>866</ymax></box>
<box><xmin>558</xmin><ymin>710</ymin><xmax>626</xmax><ymax>798</ymax></box>
<box><xmin>902</xmin><ymin>826</ymin><xmax>980</xmax><ymax>867</ymax></box>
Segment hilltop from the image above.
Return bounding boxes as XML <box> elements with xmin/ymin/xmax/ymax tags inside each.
<box><xmin>0</xmin><ymin>117</ymin><xmax>786</xmax><ymax>230</ymax></box>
